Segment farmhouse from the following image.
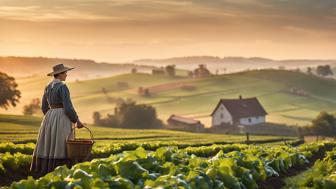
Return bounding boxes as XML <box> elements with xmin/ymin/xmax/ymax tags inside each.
<box><xmin>167</xmin><ymin>114</ymin><xmax>204</xmax><ymax>132</ymax></box>
<box><xmin>211</xmin><ymin>96</ymin><xmax>267</xmax><ymax>126</ymax></box>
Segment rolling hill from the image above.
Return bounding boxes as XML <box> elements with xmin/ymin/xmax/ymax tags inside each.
<box><xmin>0</xmin><ymin>56</ymin><xmax>155</xmax><ymax>80</ymax></box>
<box><xmin>1</xmin><ymin>69</ymin><xmax>335</xmax><ymax>126</ymax></box>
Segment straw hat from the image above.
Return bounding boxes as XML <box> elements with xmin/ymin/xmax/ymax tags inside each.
<box><xmin>47</xmin><ymin>64</ymin><xmax>74</xmax><ymax>76</ymax></box>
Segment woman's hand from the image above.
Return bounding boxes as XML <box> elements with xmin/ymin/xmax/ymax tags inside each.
<box><xmin>76</xmin><ymin>119</ymin><xmax>85</xmax><ymax>129</ymax></box>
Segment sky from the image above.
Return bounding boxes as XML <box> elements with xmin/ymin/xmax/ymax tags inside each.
<box><xmin>0</xmin><ymin>0</ymin><xmax>336</xmax><ymax>62</ymax></box>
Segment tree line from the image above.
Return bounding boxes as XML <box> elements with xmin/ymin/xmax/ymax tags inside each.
<box><xmin>299</xmin><ymin>111</ymin><xmax>336</xmax><ymax>137</ymax></box>
<box><xmin>92</xmin><ymin>100</ymin><xmax>163</xmax><ymax>129</ymax></box>
<box><xmin>306</xmin><ymin>64</ymin><xmax>334</xmax><ymax>77</ymax></box>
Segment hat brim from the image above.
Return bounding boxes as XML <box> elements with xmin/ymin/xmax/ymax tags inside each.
<box><xmin>47</xmin><ymin>67</ymin><xmax>74</xmax><ymax>76</ymax></box>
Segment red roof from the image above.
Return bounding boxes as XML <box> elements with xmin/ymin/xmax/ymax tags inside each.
<box><xmin>167</xmin><ymin>115</ymin><xmax>201</xmax><ymax>125</ymax></box>
<box><xmin>211</xmin><ymin>97</ymin><xmax>268</xmax><ymax>120</ymax></box>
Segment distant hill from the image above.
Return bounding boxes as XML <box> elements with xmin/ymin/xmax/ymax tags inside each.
<box><xmin>134</xmin><ymin>56</ymin><xmax>274</xmax><ymax>64</ymax></box>
<box><xmin>134</xmin><ymin>56</ymin><xmax>336</xmax><ymax>74</ymax></box>
<box><xmin>134</xmin><ymin>56</ymin><xmax>336</xmax><ymax>65</ymax></box>
<box><xmin>1</xmin><ymin>69</ymin><xmax>335</xmax><ymax>126</ymax></box>
<box><xmin>0</xmin><ymin>56</ymin><xmax>155</xmax><ymax>80</ymax></box>
<box><xmin>1</xmin><ymin>56</ymin><xmax>335</xmax><ymax>80</ymax></box>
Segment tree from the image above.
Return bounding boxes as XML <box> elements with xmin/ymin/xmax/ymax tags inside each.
<box><xmin>92</xmin><ymin>112</ymin><xmax>102</xmax><ymax>125</ymax></box>
<box><xmin>103</xmin><ymin>114</ymin><xmax>119</xmax><ymax>127</ymax></box>
<box><xmin>316</xmin><ymin>65</ymin><xmax>333</xmax><ymax>77</ymax></box>
<box><xmin>307</xmin><ymin>67</ymin><xmax>313</xmax><ymax>75</ymax></box>
<box><xmin>193</xmin><ymin>64</ymin><xmax>211</xmax><ymax>78</ymax></box>
<box><xmin>0</xmin><ymin>72</ymin><xmax>21</xmax><ymax>109</ymax></box>
<box><xmin>95</xmin><ymin>100</ymin><xmax>163</xmax><ymax>129</ymax></box>
<box><xmin>101</xmin><ymin>87</ymin><xmax>108</xmax><ymax>94</ymax></box>
<box><xmin>23</xmin><ymin>98</ymin><xmax>40</xmax><ymax>115</ymax></box>
<box><xmin>131</xmin><ymin>68</ymin><xmax>137</xmax><ymax>74</ymax></box>
<box><xmin>138</xmin><ymin>86</ymin><xmax>144</xmax><ymax>95</ymax></box>
<box><xmin>115</xmin><ymin>100</ymin><xmax>162</xmax><ymax>129</ymax></box>
<box><xmin>144</xmin><ymin>88</ymin><xmax>151</xmax><ymax>97</ymax></box>
<box><xmin>165</xmin><ymin>65</ymin><xmax>176</xmax><ymax>77</ymax></box>
<box><xmin>188</xmin><ymin>71</ymin><xmax>193</xmax><ymax>78</ymax></box>
<box><xmin>311</xmin><ymin>111</ymin><xmax>336</xmax><ymax>136</ymax></box>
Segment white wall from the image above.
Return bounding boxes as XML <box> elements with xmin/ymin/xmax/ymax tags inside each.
<box><xmin>211</xmin><ymin>104</ymin><xmax>233</xmax><ymax>126</ymax></box>
<box><xmin>239</xmin><ymin>116</ymin><xmax>265</xmax><ymax>126</ymax></box>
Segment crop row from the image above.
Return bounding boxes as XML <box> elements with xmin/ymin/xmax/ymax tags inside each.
<box><xmin>0</xmin><ymin>142</ymin><xmax>35</xmax><ymax>154</ymax></box>
<box><xmin>4</xmin><ymin>142</ymin><xmax>335</xmax><ymax>189</ymax></box>
<box><xmin>0</xmin><ymin>152</ymin><xmax>32</xmax><ymax>176</ymax></box>
<box><xmin>285</xmin><ymin>147</ymin><xmax>336</xmax><ymax>188</ymax></box>
<box><xmin>0</xmin><ymin>138</ymin><xmax>301</xmax><ymax>158</ymax></box>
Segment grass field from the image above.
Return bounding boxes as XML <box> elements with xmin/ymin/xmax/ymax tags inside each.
<box><xmin>0</xmin><ymin>114</ymin><xmax>292</xmax><ymax>145</ymax></box>
<box><xmin>1</xmin><ymin>69</ymin><xmax>335</xmax><ymax>126</ymax></box>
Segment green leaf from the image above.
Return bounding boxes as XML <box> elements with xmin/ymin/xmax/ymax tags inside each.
<box><xmin>114</xmin><ymin>160</ymin><xmax>149</xmax><ymax>181</ymax></box>
<box><xmin>108</xmin><ymin>177</ymin><xmax>134</xmax><ymax>189</ymax></box>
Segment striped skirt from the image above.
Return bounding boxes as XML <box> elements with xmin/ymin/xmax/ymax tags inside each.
<box><xmin>30</xmin><ymin>108</ymin><xmax>74</xmax><ymax>174</ymax></box>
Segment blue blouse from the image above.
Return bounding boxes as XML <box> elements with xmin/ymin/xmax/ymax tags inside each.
<box><xmin>41</xmin><ymin>81</ymin><xmax>78</xmax><ymax>123</ymax></box>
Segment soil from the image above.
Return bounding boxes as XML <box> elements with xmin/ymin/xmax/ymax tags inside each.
<box><xmin>0</xmin><ymin>167</ymin><xmax>41</xmax><ymax>187</ymax></box>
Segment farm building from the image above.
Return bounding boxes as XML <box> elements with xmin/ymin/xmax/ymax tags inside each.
<box><xmin>167</xmin><ymin>114</ymin><xmax>204</xmax><ymax>132</ymax></box>
<box><xmin>211</xmin><ymin>96</ymin><xmax>267</xmax><ymax>126</ymax></box>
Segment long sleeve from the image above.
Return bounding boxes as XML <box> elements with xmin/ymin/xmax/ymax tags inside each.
<box><xmin>41</xmin><ymin>88</ymin><xmax>49</xmax><ymax>115</ymax></box>
<box><xmin>59</xmin><ymin>84</ymin><xmax>78</xmax><ymax>123</ymax></box>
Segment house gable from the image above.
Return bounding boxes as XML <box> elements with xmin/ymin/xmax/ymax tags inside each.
<box><xmin>212</xmin><ymin>103</ymin><xmax>233</xmax><ymax>126</ymax></box>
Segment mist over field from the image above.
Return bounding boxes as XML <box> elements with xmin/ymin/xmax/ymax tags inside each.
<box><xmin>1</xmin><ymin>56</ymin><xmax>335</xmax><ymax>79</ymax></box>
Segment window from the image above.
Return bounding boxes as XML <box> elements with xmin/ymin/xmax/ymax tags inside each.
<box><xmin>220</xmin><ymin>113</ymin><xmax>223</xmax><ymax>119</ymax></box>
<box><xmin>248</xmin><ymin>118</ymin><xmax>251</xmax><ymax>123</ymax></box>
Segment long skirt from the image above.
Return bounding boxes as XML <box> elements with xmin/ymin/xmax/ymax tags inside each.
<box><xmin>30</xmin><ymin>108</ymin><xmax>74</xmax><ymax>174</ymax></box>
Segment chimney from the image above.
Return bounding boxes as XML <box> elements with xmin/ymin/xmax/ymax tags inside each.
<box><xmin>239</xmin><ymin>95</ymin><xmax>242</xmax><ymax>100</ymax></box>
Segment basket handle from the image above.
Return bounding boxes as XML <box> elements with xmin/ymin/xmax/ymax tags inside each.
<box><xmin>66</xmin><ymin>124</ymin><xmax>95</xmax><ymax>143</ymax></box>
<box><xmin>82</xmin><ymin>125</ymin><xmax>95</xmax><ymax>143</ymax></box>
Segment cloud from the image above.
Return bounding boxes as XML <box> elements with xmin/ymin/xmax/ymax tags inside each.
<box><xmin>0</xmin><ymin>0</ymin><xmax>336</xmax><ymax>61</ymax></box>
<box><xmin>1</xmin><ymin>0</ymin><xmax>335</xmax><ymax>36</ymax></box>
<box><xmin>0</xmin><ymin>0</ymin><xmax>335</xmax><ymax>28</ymax></box>
<box><xmin>0</xmin><ymin>5</ymin><xmax>39</xmax><ymax>11</ymax></box>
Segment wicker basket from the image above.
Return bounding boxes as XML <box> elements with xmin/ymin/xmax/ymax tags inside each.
<box><xmin>66</xmin><ymin>125</ymin><xmax>94</xmax><ymax>161</ymax></box>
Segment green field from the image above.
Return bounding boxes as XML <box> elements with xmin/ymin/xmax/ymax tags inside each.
<box><xmin>0</xmin><ymin>114</ymin><xmax>291</xmax><ymax>145</ymax></box>
<box><xmin>1</xmin><ymin>69</ymin><xmax>335</xmax><ymax>126</ymax></box>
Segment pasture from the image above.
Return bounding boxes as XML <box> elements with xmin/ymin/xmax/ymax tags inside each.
<box><xmin>1</xmin><ymin>69</ymin><xmax>335</xmax><ymax>126</ymax></box>
<box><xmin>0</xmin><ymin>114</ymin><xmax>291</xmax><ymax>145</ymax></box>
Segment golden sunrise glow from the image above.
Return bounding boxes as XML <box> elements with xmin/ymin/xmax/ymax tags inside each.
<box><xmin>0</xmin><ymin>0</ymin><xmax>336</xmax><ymax>62</ymax></box>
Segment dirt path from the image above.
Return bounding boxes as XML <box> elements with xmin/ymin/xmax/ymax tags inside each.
<box><xmin>0</xmin><ymin>167</ymin><xmax>41</xmax><ymax>187</ymax></box>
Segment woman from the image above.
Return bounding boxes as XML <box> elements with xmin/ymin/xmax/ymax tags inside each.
<box><xmin>30</xmin><ymin>64</ymin><xmax>84</xmax><ymax>175</ymax></box>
